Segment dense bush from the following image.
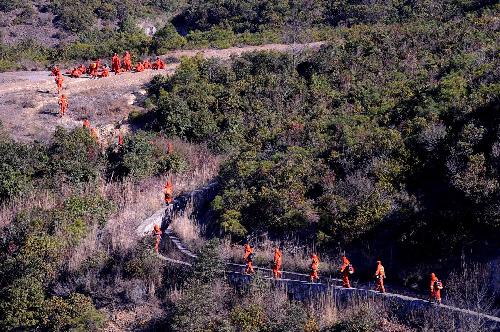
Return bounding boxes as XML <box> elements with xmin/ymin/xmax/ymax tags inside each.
<box><xmin>149</xmin><ymin>7</ymin><xmax>499</xmax><ymax>261</ymax></box>
<box><xmin>0</xmin><ymin>194</ymin><xmax>113</xmax><ymax>331</ymax></box>
<box><xmin>49</xmin><ymin>127</ymin><xmax>105</xmax><ymax>184</ymax></box>
<box><xmin>107</xmin><ymin>131</ymin><xmax>188</xmax><ymax>180</ymax></box>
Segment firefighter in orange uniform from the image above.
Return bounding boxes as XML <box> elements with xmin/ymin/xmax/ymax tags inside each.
<box><xmin>123</xmin><ymin>50</ymin><xmax>132</xmax><ymax>71</ymax></box>
<box><xmin>374</xmin><ymin>260</ymin><xmax>386</xmax><ymax>293</ymax></box>
<box><xmin>339</xmin><ymin>255</ymin><xmax>353</xmax><ymax>288</ymax></box>
<box><xmin>152</xmin><ymin>224</ymin><xmax>162</xmax><ymax>253</ymax></box>
<box><xmin>430</xmin><ymin>273</ymin><xmax>443</xmax><ymax>304</ymax></box>
<box><xmin>51</xmin><ymin>65</ymin><xmax>60</xmax><ymax>76</ymax></box>
<box><xmin>244</xmin><ymin>243</ymin><xmax>255</xmax><ymax>274</ymax></box>
<box><xmin>272</xmin><ymin>247</ymin><xmax>282</xmax><ymax>278</ymax></box>
<box><xmin>100</xmin><ymin>65</ymin><xmax>110</xmax><ymax>78</ymax></box>
<box><xmin>58</xmin><ymin>94</ymin><xmax>68</xmax><ymax>117</ymax></box>
<box><xmin>89</xmin><ymin>61</ymin><xmax>99</xmax><ymax>78</ymax></box>
<box><xmin>135</xmin><ymin>61</ymin><xmax>145</xmax><ymax>72</ymax></box>
<box><xmin>310</xmin><ymin>253</ymin><xmax>320</xmax><ymax>282</ymax></box>
<box><xmin>112</xmin><ymin>53</ymin><xmax>121</xmax><ymax>74</ymax></box>
<box><xmin>163</xmin><ymin>180</ymin><xmax>174</xmax><ymax>204</ymax></box>
<box><xmin>55</xmin><ymin>74</ymin><xmax>64</xmax><ymax>94</ymax></box>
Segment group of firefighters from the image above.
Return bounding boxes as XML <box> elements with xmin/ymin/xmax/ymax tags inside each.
<box><xmin>152</xmin><ymin>182</ymin><xmax>444</xmax><ymax>304</ymax></box>
<box><xmin>244</xmin><ymin>245</ymin><xmax>443</xmax><ymax>304</ymax></box>
<box><xmin>50</xmin><ymin>50</ymin><xmax>167</xmax><ymax>118</ymax></box>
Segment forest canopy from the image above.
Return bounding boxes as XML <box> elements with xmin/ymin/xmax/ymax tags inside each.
<box><xmin>149</xmin><ymin>7</ymin><xmax>499</xmax><ymax>259</ymax></box>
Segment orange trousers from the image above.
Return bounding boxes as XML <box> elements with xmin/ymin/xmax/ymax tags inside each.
<box><xmin>342</xmin><ymin>272</ymin><xmax>350</xmax><ymax>288</ymax></box>
<box><xmin>430</xmin><ymin>289</ymin><xmax>441</xmax><ymax>303</ymax></box>
<box><xmin>273</xmin><ymin>263</ymin><xmax>282</xmax><ymax>278</ymax></box>
<box><xmin>310</xmin><ymin>269</ymin><xmax>319</xmax><ymax>282</ymax></box>
<box><xmin>154</xmin><ymin>236</ymin><xmax>161</xmax><ymax>253</ymax></box>
<box><xmin>375</xmin><ymin>278</ymin><xmax>385</xmax><ymax>293</ymax></box>
<box><xmin>245</xmin><ymin>261</ymin><xmax>254</xmax><ymax>274</ymax></box>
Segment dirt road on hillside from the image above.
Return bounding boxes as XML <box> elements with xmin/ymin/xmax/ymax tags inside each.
<box><xmin>0</xmin><ymin>42</ymin><xmax>324</xmax><ymax>143</ymax></box>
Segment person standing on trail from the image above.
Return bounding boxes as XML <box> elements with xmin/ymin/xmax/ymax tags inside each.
<box><xmin>163</xmin><ymin>180</ymin><xmax>174</xmax><ymax>204</ymax></box>
<box><xmin>310</xmin><ymin>253</ymin><xmax>320</xmax><ymax>283</ymax></box>
<box><xmin>112</xmin><ymin>53</ymin><xmax>121</xmax><ymax>74</ymax></box>
<box><xmin>374</xmin><ymin>260</ymin><xmax>386</xmax><ymax>293</ymax></box>
<box><xmin>123</xmin><ymin>51</ymin><xmax>132</xmax><ymax>71</ymax></box>
<box><xmin>58</xmin><ymin>94</ymin><xmax>68</xmax><ymax>117</ymax></box>
<box><xmin>339</xmin><ymin>255</ymin><xmax>354</xmax><ymax>288</ymax></box>
<box><xmin>244</xmin><ymin>243</ymin><xmax>255</xmax><ymax>274</ymax></box>
<box><xmin>152</xmin><ymin>224</ymin><xmax>162</xmax><ymax>254</ymax></box>
<box><xmin>272</xmin><ymin>247</ymin><xmax>282</xmax><ymax>279</ymax></box>
<box><xmin>55</xmin><ymin>74</ymin><xmax>64</xmax><ymax>95</ymax></box>
<box><xmin>429</xmin><ymin>273</ymin><xmax>443</xmax><ymax>304</ymax></box>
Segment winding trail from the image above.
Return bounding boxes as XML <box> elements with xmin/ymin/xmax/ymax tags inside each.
<box><xmin>136</xmin><ymin>183</ymin><xmax>500</xmax><ymax>328</ymax></box>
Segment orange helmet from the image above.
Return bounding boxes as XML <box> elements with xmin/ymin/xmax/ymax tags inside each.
<box><xmin>154</xmin><ymin>224</ymin><xmax>160</xmax><ymax>231</ymax></box>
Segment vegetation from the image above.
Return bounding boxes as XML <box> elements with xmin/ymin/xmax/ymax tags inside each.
<box><xmin>1</xmin><ymin>1</ymin><xmax>499</xmax><ymax>330</ymax></box>
<box><xmin>148</xmin><ymin>6</ymin><xmax>499</xmax><ymax>265</ymax></box>
<box><xmin>9</xmin><ymin>0</ymin><xmax>496</xmax><ymax>69</ymax></box>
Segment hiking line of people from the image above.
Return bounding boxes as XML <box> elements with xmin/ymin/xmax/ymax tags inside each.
<box><xmin>150</xmin><ymin>180</ymin><xmax>444</xmax><ymax>305</ymax></box>
<box><xmin>50</xmin><ymin>50</ymin><xmax>167</xmax><ymax>119</ymax></box>
<box><xmin>243</xmin><ymin>245</ymin><xmax>442</xmax><ymax>303</ymax></box>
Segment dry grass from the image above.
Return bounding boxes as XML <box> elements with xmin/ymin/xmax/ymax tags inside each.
<box><xmin>169</xmin><ymin>202</ymin><xmax>204</xmax><ymax>251</ymax></box>
<box><xmin>0</xmin><ymin>188</ymin><xmax>57</xmax><ymax>229</ymax></box>
<box><xmin>67</xmin><ymin>140</ymin><xmax>221</xmax><ymax>271</ymax></box>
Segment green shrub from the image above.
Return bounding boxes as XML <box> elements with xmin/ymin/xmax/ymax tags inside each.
<box><xmin>153</xmin><ymin>23</ymin><xmax>187</xmax><ymax>53</ymax></box>
<box><xmin>0</xmin><ymin>276</ymin><xmax>45</xmax><ymax>331</ymax></box>
<box><xmin>192</xmin><ymin>239</ymin><xmax>224</xmax><ymax>283</ymax></box>
<box><xmin>42</xmin><ymin>293</ymin><xmax>104</xmax><ymax>331</ymax></box>
<box><xmin>48</xmin><ymin>127</ymin><xmax>104</xmax><ymax>184</ymax></box>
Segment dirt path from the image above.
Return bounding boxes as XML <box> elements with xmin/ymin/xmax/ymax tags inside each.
<box><xmin>0</xmin><ymin>42</ymin><xmax>324</xmax><ymax>143</ymax></box>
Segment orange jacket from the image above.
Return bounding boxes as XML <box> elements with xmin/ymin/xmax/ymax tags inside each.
<box><xmin>311</xmin><ymin>254</ymin><xmax>320</xmax><ymax>270</ymax></box>
<box><xmin>164</xmin><ymin>181</ymin><xmax>173</xmax><ymax>195</ymax></box>
<box><xmin>164</xmin><ymin>181</ymin><xmax>174</xmax><ymax>203</ymax></box>
<box><xmin>274</xmin><ymin>248</ymin><xmax>282</xmax><ymax>264</ymax></box>
<box><xmin>244</xmin><ymin>244</ymin><xmax>253</xmax><ymax>260</ymax></box>
<box><xmin>340</xmin><ymin>256</ymin><xmax>350</xmax><ymax>273</ymax></box>
<box><xmin>101</xmin><ymin>68</ymin><xmax>109</xmax><ymax>77</ymax></box>
<box><xmin>112</xmin><ymin>55</ymin><xmax>121</xmax><ymax>68</ymax></box>
<box><xmin>430</xmin><ymin>273</ymin><xmax>442</xmax><ymax>291</ymax></box>
<box><xmin>375</xmin><ymin>261</ymin><xmax>385</xmax><ymax>277</ymax></box>
<box><xmin>71</xmin><ymin>68</ymin><xmax>82</xmax><ymax>78</ymax></box>
<box><xmin>83</xmin><ymin>119</ymin><xmax>90</xmax><ymax>128</ymax></box>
